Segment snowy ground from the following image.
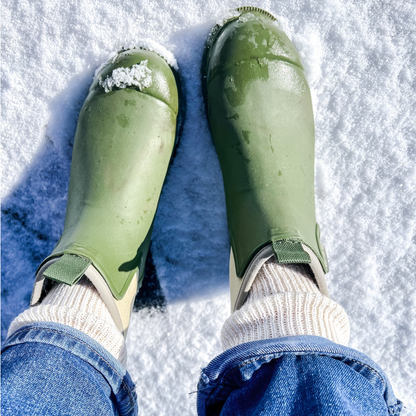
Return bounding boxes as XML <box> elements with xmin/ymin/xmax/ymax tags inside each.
<box><xmin>2</xmin><ymin>0</ymin><xmax>416</xmax><ymax>414</ymax></box>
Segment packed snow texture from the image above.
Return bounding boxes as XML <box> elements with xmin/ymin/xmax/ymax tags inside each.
<box><xmin>1</xmin><ymin>0</ymin><xmax>416</xmax><ymax>414</ymax></box>
<box><xmin>98</xmin><ymin>60</ymin><xmax>152</xmax><ymax>92</ymax></box>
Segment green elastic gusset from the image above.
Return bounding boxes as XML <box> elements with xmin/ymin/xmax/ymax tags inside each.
<box><xmin>272</xmin><ymin>240</ymin><xmax>311</xmax><ymax>264</ymax></box>
<box><xmin>43</xmin><ymin>253</ymin><xmax>92</xmax><ymax>286</ymax></box>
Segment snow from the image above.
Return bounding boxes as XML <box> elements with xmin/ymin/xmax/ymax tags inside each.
<box><xmin>1</xmin><ymin>0</ymin><xmax>415</xmax><ymax>414</ymax></box>
<box><xmin>98</xmin><ymin>59</ymin><xmax>152</xmax><ymax>92</ymax></box>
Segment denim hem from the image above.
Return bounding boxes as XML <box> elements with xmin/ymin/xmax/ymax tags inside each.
<box><xmin>2</xmin><ymin>322</ymin><xmax>137</xmax><ymax>416</ymax></box>
<box><xmin>197</xmin><ymin>335</ymin><xmax>402</xmax><ymax>416</ymax></box>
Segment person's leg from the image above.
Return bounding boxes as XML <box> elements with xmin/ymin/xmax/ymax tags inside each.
<box><xmin>197</xmin><ymin>336</ymin><xmax>402</xmax><ymax>416</ymax></box>
<box><xmin>2</xmin><ymin>323</ymin><xmax>137</xmax><ymax>416</ymax></box>
<box><xmin>199</xmin><ymin>7</ymin><xmax>402</xmax><ymax>415</ymax></box>
<box><xmin>197</xmin><ymin>256</ymin><xmax>401</xmax><ymax>414</ymax></box>
<box><xmin>2</xmin><ymin>47</ymin><xmax>181</xmax><ymax>415</ymax></box>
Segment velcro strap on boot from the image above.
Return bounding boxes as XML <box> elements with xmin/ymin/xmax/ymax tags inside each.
<box><xmin>43</xmin><ymin>253</ymin><xmax>92</xmax><ymax>286</ymax></box>
<box><xmin>272</xmin><ymin>239</ymin><xmax>311</xmax><ymax>264</ymax></box>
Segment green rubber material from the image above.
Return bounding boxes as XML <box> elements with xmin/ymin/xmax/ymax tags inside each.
<box><xmin>38</xmin><ymin>49</ymin><xmax>181</xmax><ymax>300</ymax></box>
<box><xmin>202</xmin><ymin>7</ymin><xmax>329</xmax><ymax>277</ymax></box>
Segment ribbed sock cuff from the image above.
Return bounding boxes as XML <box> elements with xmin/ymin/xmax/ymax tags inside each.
<box><xmin>8</xmin><ymin>278</ymin><xmax>127</xmax><ymax>365</ymax></box>
<box><xmin>221</xmin><ymin>259</ymin><xmax>350</xmax><ymax>351</ymax></box>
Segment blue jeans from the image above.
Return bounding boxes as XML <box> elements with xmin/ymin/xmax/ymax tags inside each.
<box><xmin>2</xmin><ymin>322</ymin><xmax>402</xmax><ymax>415</ymax></box>
<box><xmin>197</xmin><ymin>336</ymin><xmax>402</xmax><ymax>416</ymax></box>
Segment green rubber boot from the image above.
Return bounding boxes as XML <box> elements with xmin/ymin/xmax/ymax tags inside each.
<box><xmin>31</xmin><ymin>49</ymin><xmax>181</xmax><ymax>335</ymax></box>
<box><xmin>202</xmin><ymin>7</ymin><xmax>330</xmax><ymax>311</ymax></box>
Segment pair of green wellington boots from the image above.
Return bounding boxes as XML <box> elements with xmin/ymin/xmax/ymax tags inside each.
<box><xmin>30</xmin><ymin>7</ymin><xmax>330</xmax><ymax>336</ymax></box>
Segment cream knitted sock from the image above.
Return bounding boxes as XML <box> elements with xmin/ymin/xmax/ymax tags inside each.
<box><xmin>8</xmin><ymin>277</ymin><xmax>127</xmax><ymax>365</ymax></box>
<box><xmin>221</xmin><ymin>258</ymin><xmax>350</xmax><ymax>351</ymax></box>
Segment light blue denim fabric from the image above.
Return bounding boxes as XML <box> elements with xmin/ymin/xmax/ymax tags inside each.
<box><xmin>1</xmin><ymin>322</ymin><xmax>137</xmax><ymax>416</ymax></box>
<box><xmin>197</xmin><ymin>335</ymin><xmax>403</xmax><ymax>416</ymax></box>
<box><xmin>2</xmin><ymin>324</ymin><xmax>402</xmax><ymax>415</ymax></box>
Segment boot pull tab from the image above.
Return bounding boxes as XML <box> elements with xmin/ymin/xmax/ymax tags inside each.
<box><xmin>43</xmin><ymin>253</ymin><xmax>92</xmax><ymax>286</ymax></box>
<box><xmin>272</xmin><ymin>239</ymin><xmax>311</xmax><ymax>264</ymax></box>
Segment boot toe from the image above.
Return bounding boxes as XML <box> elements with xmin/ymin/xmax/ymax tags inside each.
<box><xmin>205</xmin><ymin>10</ymin><xmax>304</xmax><ymax>88</ymax></box>
<box><xmin>91</xmin><ymin>49</ymin><xmax>179</xmax><ymax>115</ymax></box>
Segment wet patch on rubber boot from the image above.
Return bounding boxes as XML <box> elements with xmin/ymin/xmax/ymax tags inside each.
<box><xmin>272</xmin><ymin>239</ymin><xmax>311</xmax><ymax>264</ymax></box>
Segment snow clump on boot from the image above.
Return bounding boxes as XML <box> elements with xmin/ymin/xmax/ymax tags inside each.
<box><xmin>99</xmin><ymin>60</ymin><xmax>152</xmax><ymax>93</ymax></box>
